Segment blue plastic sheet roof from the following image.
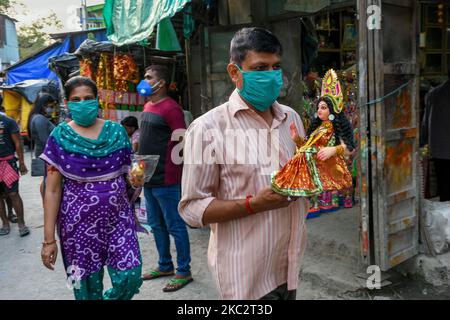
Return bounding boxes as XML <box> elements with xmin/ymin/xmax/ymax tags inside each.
<box><xmin>6</xmin><ymin>37</ymin><xmax>70</xmax><ymax>85</ymax></box>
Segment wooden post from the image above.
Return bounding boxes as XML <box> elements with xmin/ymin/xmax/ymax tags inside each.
<box><xmin>357</xmin><ymin>0</ymin><xmax>372</xmax><ymax>267</ymax></box>
<box><xmin>372</xmin><ymin>0</ymin><xmax>386</xmax><ymax>269</ymax></box>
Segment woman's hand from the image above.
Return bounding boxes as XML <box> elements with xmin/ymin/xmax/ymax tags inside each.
<box><xmin>42</xmin><ymin>167</ymin><xmax>61</xmax><ymax>271</ymax></box>
<box><xmin>135</xmin><ymin>219</ymin><xmax>149</xmax><ymax>235</ymax></box>
<box><xmin>41</xmin><ymin>243</ymin><xmax>58</xmax><ymax>270</ymax></box>
<box><xmin>128</xmin><ymin>174</ymin><xmax>145</xmax><ymax>188</ymax></box>
<box><xmin>317</xmin><ymin>147</ymin><xmax>337</xmax><ymax>161</ymax></box>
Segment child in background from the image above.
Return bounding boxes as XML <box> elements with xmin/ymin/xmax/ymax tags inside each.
<box><xmin>121</xmin><ymin>116</ymin><xmax>140</xmax><ymax>153</ymax></box>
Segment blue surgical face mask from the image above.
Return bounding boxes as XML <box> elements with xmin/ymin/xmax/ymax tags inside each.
<box><xmin>235</xmin><ymin>65</ymin><xmax>283</xmax><ymax>112</ymax></box>
<box><xmin>67</xmin><ymin>99</ymin><xmax>99</xmax><ymax>127</ymax></box>
<box><xmin>137</xmin><ymin>80</ymin><xmax>161</xmax><ymax>97</ymax></box>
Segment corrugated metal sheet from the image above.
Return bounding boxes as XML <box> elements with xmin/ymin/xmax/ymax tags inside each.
<box><xmin>0</xmin><ymin>15</ymin><xmax>19</xmax><ymax>69</ymax></box>
<box><xmin>0</xmin><ymin>15</ymin><xmax>5</xmax><ymax>47</ymax></box>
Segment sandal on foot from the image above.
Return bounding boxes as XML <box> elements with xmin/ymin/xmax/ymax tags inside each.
<box><xmin>0</xmin><ymin>227</ymin><xmax>10</xmax><ymax>236</ymax></box>
<box><xmin>19</xmin><ymin>226</ymin><xmax>30</xmax><ymax>237</ymax></box>
<box><xmin>162</xmin><ymin>277</ymin><xmax>193</xmax><ymax>292</ymax></box>
<box><xmin>142</xmin><ymin>269</ymin><xmax>174</xmax><ymax>281</ymax></box>
<box><xmin>8</xmin><ymin>213</ymin><xmax>18</xmax><ymax>223</ymax></box>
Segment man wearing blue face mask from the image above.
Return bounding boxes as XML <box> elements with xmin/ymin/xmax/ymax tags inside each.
<box><xmin>179</xmin><ymin>27</ymin><xmax>308</xmax><ymax>300</ymax></box>
<box><xmin>138</xmin><ymin>65</ymin><xmax>192</xmax><ymax>292</ymax></box>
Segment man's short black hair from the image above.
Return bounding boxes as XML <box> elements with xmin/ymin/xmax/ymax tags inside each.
<box><xmin>230</xmin><ymin>27</ymin><xmax>283</xmax><ymax>65</ymax></box>
<box><xmin>145</xmin><ymin>65</ymin><xmax>171</xmax><ymax>87</ymax></box>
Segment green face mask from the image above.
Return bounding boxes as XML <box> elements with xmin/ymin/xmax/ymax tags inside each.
<box><xmin>235</xmin><ymin>65</ymin><xmax>283</xmax><ymax>112</ymax></box>
<box><xmin>67</xmin><ymin>99</ymin><xmax>99</xmax><ymax>127</ymax></box>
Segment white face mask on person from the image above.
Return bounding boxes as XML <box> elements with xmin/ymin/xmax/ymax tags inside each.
<box><xmin>44</xmin><ymin>106</ymin><xmax>54</xmax><ymax>116</ymax></box>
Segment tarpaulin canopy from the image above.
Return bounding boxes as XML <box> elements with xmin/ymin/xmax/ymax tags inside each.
<box><xmin>0</xmin><ymin>79</ymin><xmax>60</xmax><ymax>132</ymax></box>
<box><xmin>5</xmin><ymin>37</ymin><xmax>70</xmax><ymax>85</ymax></box>
<box><xmin>104</xmin><ymin>0</ymin><xmax>191</xmax><ymax>46</ymax></box>
<box><xmin>48</xmin><ymin>53</ymin><xmax>80</xmax><ymax>83</ymax></box>
<box><xmin>0</xmin><ymin>79</ymin><xmax>60</xmax><ymax>104</ymax></box>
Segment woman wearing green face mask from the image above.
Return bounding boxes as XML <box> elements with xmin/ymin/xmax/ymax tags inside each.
<box><xmin>28</xmin><ymin>93</ymin><xmax>57</xmax><ymax>203</ymax></box>
<box><xmin>27</xmin><ymin>93</ymin><xmax>57</xmax><ymax>161</ymax></box>
<box><xmin>40</xmin><ymin>76</ymin><xmax>143</xmax><ymax>300</ymax></box>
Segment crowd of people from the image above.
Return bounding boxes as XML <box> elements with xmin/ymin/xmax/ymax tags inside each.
<box><xmin>0</xmin><ymin>62</ymin><xmax>196</xmax><ymax>299</ymax></box>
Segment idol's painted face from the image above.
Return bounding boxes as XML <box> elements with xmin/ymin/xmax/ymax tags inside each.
<box><xmin>317</xmin><ymin>101</ymin><xmax>330</xmax><ymax>121</ymax></box>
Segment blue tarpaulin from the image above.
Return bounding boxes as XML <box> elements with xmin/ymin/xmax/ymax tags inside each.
<box><xmin>6</xmin><ymin>37</ymin><xmax>70</xmax><ymax>85</ymax></box>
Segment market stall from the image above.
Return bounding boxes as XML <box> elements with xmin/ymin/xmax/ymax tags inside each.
<box><xmin>53</xmin><ymin>39</ymin><xmax>188</xmax><ymax>126</ymax></box>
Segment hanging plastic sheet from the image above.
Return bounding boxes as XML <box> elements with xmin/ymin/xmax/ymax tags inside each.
<box><xmin>183</xmin><ymin>3</ymin><xmax>195</xmax><ymax>39</ymax></box>
<box><xmin>104</xmin><ymin>0</ymin><xmax>191</xmax><ymax>46</ymax></box>
<box><xmin>156</xmin><ymin>18</ymin><xmax>182</xmax><ymax>51</ymax></box>
<box><xmin>74</xmin><ymin>39</ymin><xmax>115</xmax><ymax>57</ymax></box>
<box><xmin>6</xmin><ymin>37</ymin><xmax>70</xmax><ymax>85</ymax></box>
<box><xmin>0</xmin><ymin>79</ymin><xmax>60</xmax><ymax>132</ymax></box>
<box><xmin>0</xmin><ymin>79</ymin><xmax>60</xmax><ymax>104</ymax></box>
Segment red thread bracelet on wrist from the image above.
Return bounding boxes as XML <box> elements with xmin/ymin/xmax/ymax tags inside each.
<box><xmin>245</xmin><ymin>195</ymin><xmax>256</xmax><ymax>215</ymax></box>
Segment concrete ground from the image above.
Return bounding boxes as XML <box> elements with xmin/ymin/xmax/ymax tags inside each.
<box><xmin>1</xmin><ymin>153</ymin><xmax>447</xmax><ymax>300</ymax></box>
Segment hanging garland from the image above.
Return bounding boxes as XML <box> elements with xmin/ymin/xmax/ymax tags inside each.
<box><xmin>113</xmin><ymin>54</ymin><xmax>140</xmax><ymax>93</ymax></box>
<box><xmin>80</xmin><ymin>58</ymin><xmax>96</xmax><ymax>81</ymax></box>
<box><xmin>96</xmin><ymin>53</ymin><xmax>115</xmax><ymax>119</ymax></box>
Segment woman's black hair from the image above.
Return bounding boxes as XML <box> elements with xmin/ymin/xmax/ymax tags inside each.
<box><xmin>120</xmin><ymin>116</ymin><xmax>139</xmax><ymax>130</ymax></box>
<box><xmin>306</xmin><ymin>97</ymin><xmax>356</xmax><ymax>151</ymax></box>
<box><xmin>64</xmin><ymin>76</ymin><xmax>98</xmax><ymax>100</ymax></box>
<box><xmin>27</xmin><ymin>93</ymin><xmax>56</xmax><ymax>139</ymax></box>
